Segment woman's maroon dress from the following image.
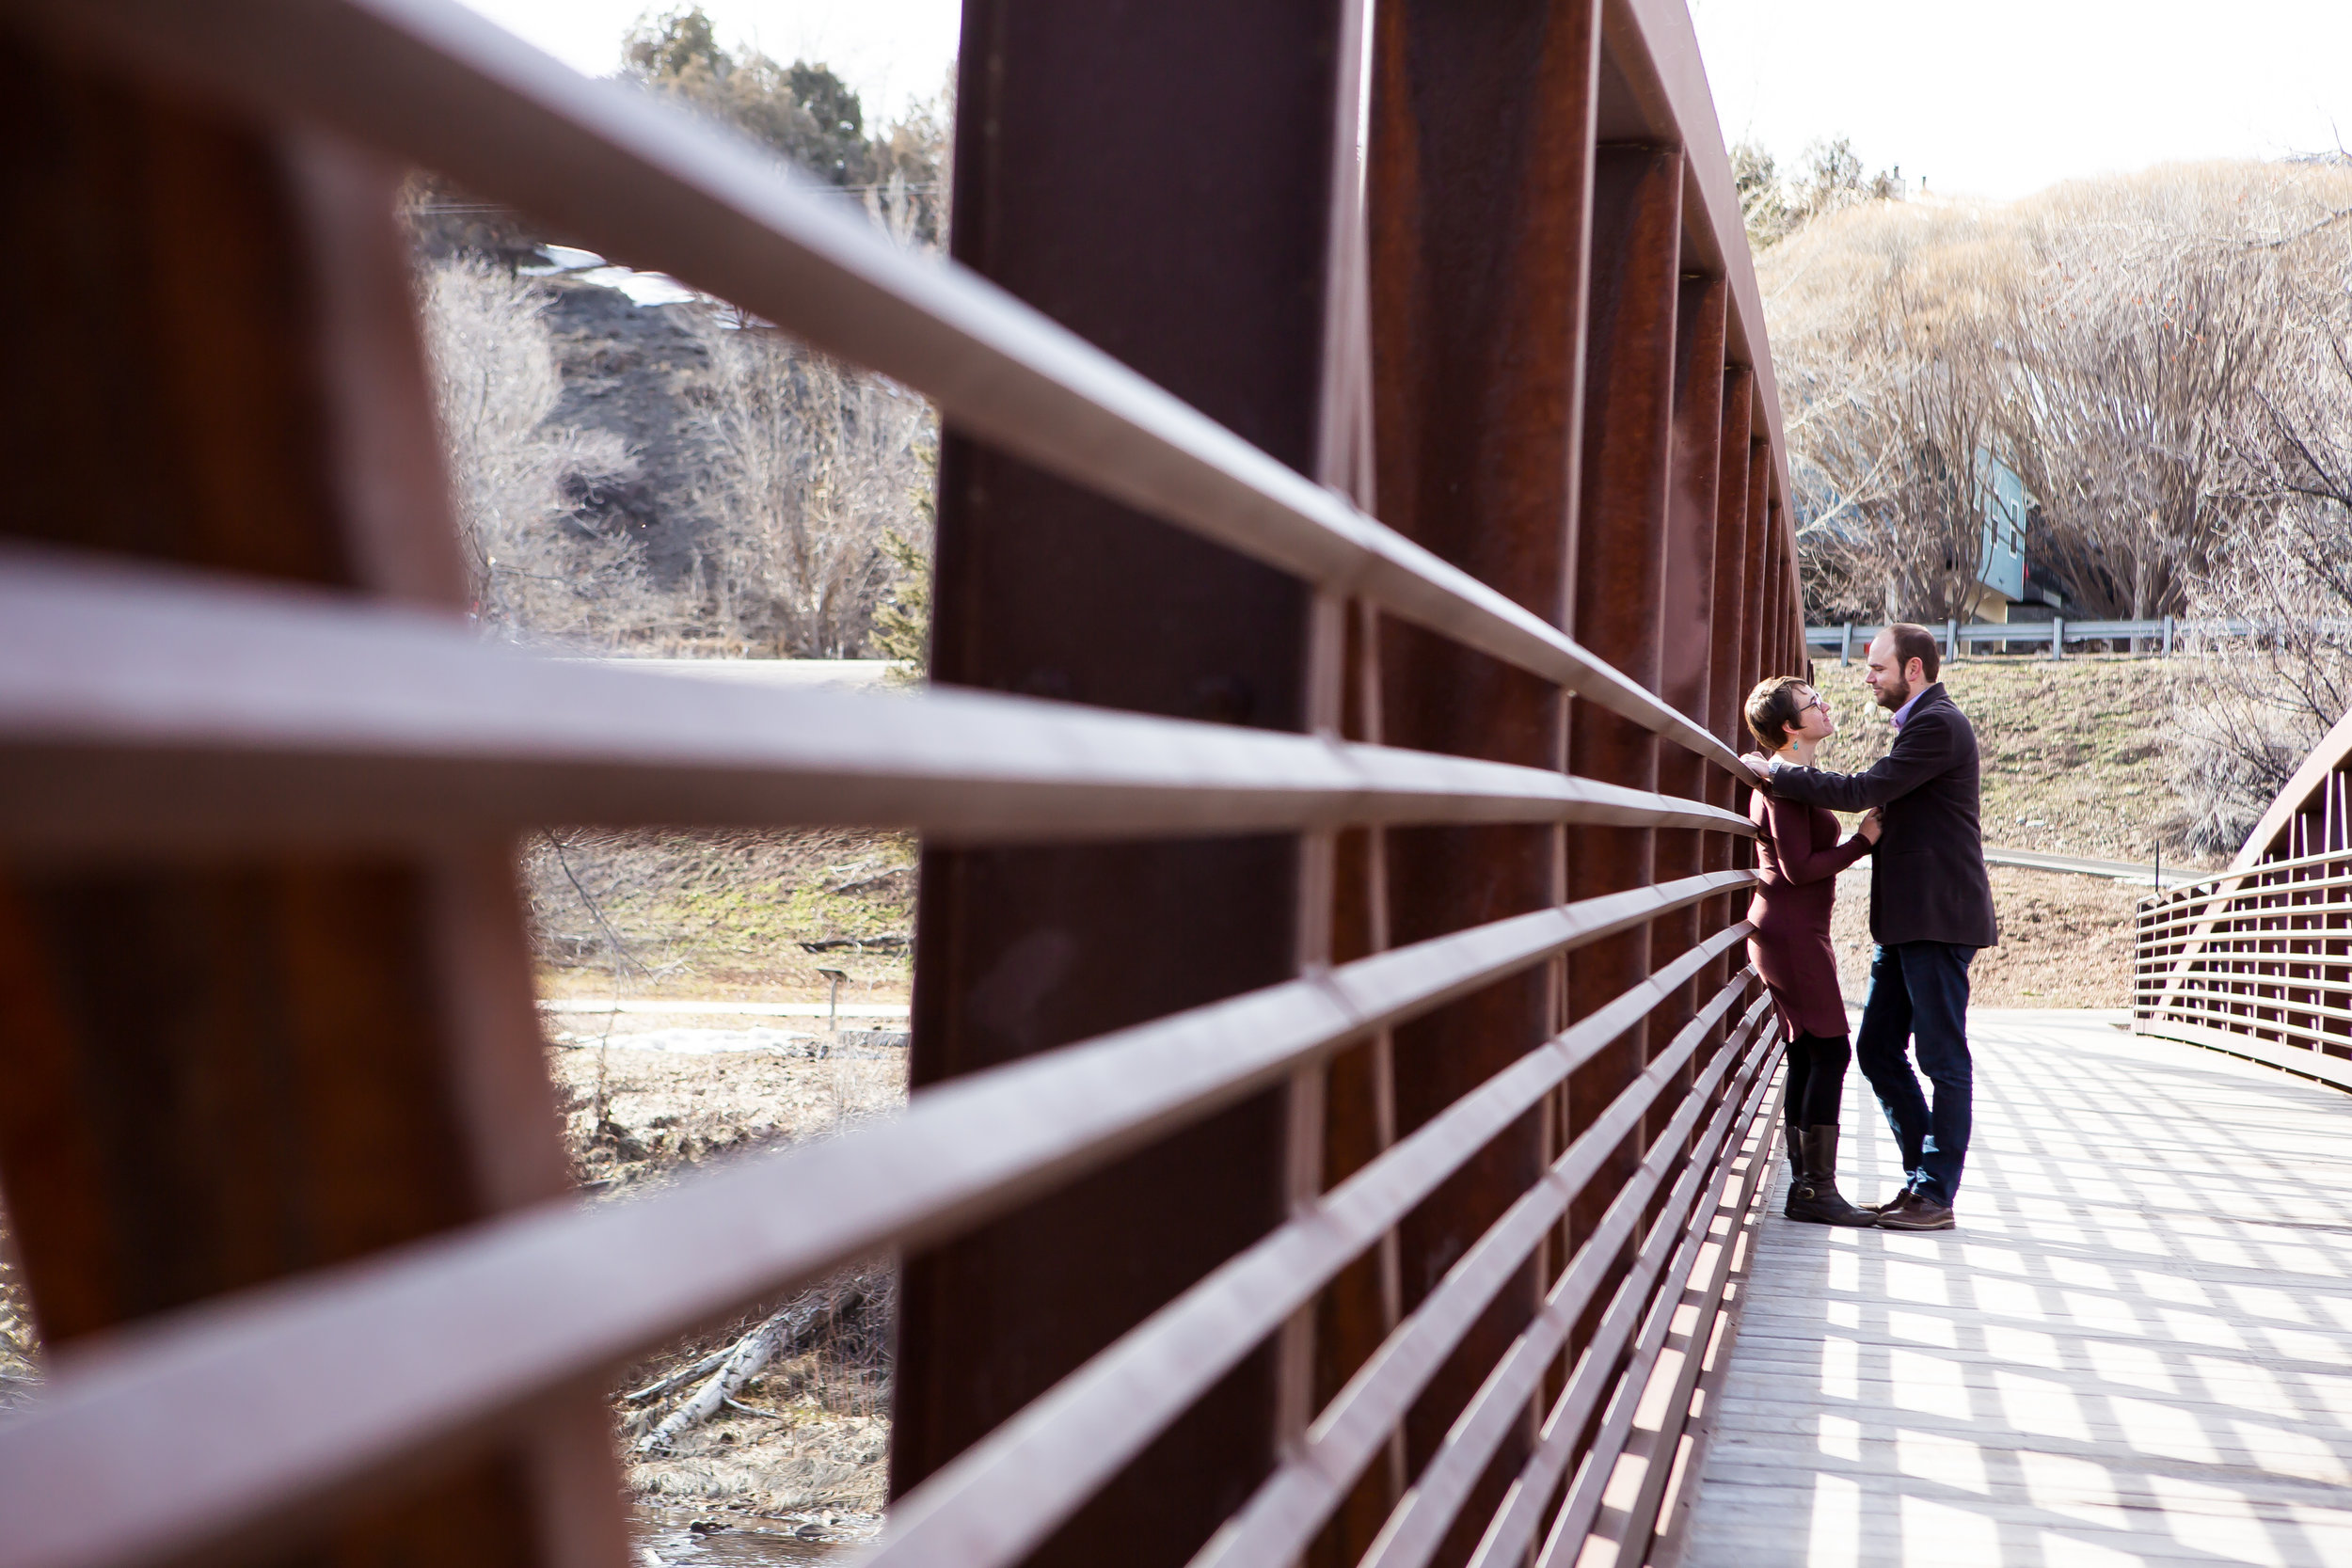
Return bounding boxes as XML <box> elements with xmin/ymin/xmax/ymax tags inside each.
<box><xmin>1748</xmin><ymin>791</ymin><xmax>1873</xmax><ymax>1039</ymax></box>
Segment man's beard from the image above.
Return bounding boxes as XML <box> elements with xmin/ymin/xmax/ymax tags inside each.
<box><xmin>1874</xmin><ymin>677</ymin><xmax>1912</xmax><ymax>712</ymax></box>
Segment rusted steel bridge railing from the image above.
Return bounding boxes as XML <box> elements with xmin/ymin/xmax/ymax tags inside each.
<box><xmin>2137</xmin><ymin>707</ymin><xmax>2352</xmax><ymax>1090</ymax></box>
<box><xmin>0</xmin><ymin>3</ymin><xmax>1804</xmax><ymax>1568</ymax></box>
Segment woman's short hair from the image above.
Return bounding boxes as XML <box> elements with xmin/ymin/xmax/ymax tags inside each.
<box><xmin>1745</xmin><ymin>675</ymin><xmax>1812</xmax><ymax>752</ymax></box>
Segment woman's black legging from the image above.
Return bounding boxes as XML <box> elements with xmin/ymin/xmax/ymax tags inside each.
<box><xmin>1783</xmin><ymin>1031</ymin><xmax>1851</xmax><ymax>1142</ymax></box>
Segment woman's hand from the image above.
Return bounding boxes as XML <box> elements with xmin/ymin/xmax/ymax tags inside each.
<box><xmin>1856</xmin><ymin>808</ymin><xmax>1883</xmax><ymax>845</ymax></box>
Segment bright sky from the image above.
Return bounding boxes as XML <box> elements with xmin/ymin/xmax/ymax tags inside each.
<box><xmin>454</xmin><ymin>0</ymin><xmax>961</xmax><ymax>121</ymax></box>
<box><xmin>1690</xmin><ymin>0</ymin><xmax>2352</xmax><ymax>199</ymax></box>
<box><xmin>457</xmin><ymin>0</ymin><xmax>2352</xmax><ymax>200</ymax></box>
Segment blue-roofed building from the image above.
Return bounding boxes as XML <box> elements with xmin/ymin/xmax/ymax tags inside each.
<box><xmin>1968</xmin><ymin>446</ymin><xmax>2032</xmax><ymax>622</ymax></box>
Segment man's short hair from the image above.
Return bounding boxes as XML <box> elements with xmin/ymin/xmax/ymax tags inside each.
<box><xmin>1885</xmin><ymin>622</ymin><xmax>1941</xmax><ymax>683</ymax></box>
<box><xmin>1744</xmin><ymin>674</ymin><xmax>1811</xmax><ymax>752</ymax></box>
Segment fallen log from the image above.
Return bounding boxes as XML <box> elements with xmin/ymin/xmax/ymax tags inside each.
<box><xmin>634</xmin><ymin>1285</ymin><xmax>865</xmax><ymax>1452</ymax></box>
<box><xmin>622</xmin><ymin>1346</ymin><xmax>732</xmax><ymax>1405</ymax></box>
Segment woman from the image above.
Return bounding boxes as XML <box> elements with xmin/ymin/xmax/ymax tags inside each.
<box><xmin>1744</xmin><ymin>675</ymin><xmax>1880</xmax><ymax>1227</ymax></box>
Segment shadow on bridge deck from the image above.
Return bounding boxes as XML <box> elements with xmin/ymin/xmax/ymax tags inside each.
<box><xmin>1684</xmin><ymin>1010</ymin><xmax>2352</xmax><ymax>1567</ymax></box>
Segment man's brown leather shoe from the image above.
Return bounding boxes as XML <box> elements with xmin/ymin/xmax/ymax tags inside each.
<box><xmin>1876</xmin><ymin>1192</ymin><xmax>1955</xmax><ymax>1230</ymax></box>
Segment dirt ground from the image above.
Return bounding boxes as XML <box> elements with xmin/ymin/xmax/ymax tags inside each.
<box><xmin>548</xmin><ymin>1021</ymin><xmax>909</xmax><ymax>1537</ymax></box>
<box><xmin>1826</xmin><ymin>863</ymin><xmax>2146</xmax><ymax>1008</ymax></box>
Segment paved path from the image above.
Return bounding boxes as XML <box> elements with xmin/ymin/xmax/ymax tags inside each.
<box><xmin>1980</xmin><ymin>847</ymin><xmax>2198</xmax><ymax>889</ymax></box>
<box><xmin>1683</xmin><ymin>1010</ymin><xmax>2352</xmax><ymax>1567</ymax></box>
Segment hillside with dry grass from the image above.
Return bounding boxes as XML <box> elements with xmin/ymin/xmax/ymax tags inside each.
<box><xmin>1809</xmin><ymin>652</ymin><xmax>2216</xmax><ymax>1007</ymax></box>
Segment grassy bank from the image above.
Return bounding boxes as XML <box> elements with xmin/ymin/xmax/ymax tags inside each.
<box><xmin>529</xmin><ymin>828</ymin><xmax>916</xmax><ymax>1006</ymax></box>
<box><xmin>1810</xmin><ymin>651</ymin><xmax>2202</xmax><ymax>1006</ymax></box>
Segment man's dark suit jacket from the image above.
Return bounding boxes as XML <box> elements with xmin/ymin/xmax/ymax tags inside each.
<box><xmin>1762</xmin><ymin>681</ymin><xmax>1998</xmax><ymax>949</ymax></box>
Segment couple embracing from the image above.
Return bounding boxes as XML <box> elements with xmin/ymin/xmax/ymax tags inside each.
<box><xmin>1736</xmin><ymin>623</ymin><xmax>1998</xmax><ymax>1232</ymax></box>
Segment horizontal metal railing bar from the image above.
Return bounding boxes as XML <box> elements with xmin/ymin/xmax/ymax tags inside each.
<box><xmin>0</xmin><ymin>552</ymin><xmax>1754</xmax><ymax>854</ymax></box>
<box><xmin>2134</xmin><ymin>1015</ymin><xmax>2352</xmax><ymax>1092</ymax></box>
<box><xmin>2136</xmin><ymin>958</ymin><xmax>2352</xmax><ymax>987</ymax></box>
<box><xmin>875</xmin><ymin>936</ymin><xmax>1756</xmax><ymax>1568</ymax></box>
<box><xmin>2134</xmin><ymin>890</ymin><xmax>2352</xmax><ymax>933</ymax></box>
<box><xmin>2137</xmin><ymin>847</ymin><xmax>2352</xmax><ymax>903</ymax></box>
<box><xmin>1484</xmin><ymin>1027</ymin><xmax>1782</xmax><ymax>1568</ymax></box>
<box><xmin>2137</xmin><ymin>907</ymin><xmax>2324</xmax><ymax>941</ymax></box>
<box><xmin>1361</xmin><ymin>999</ymin><xmax>1779</xmax><ymax>1568</ymax></box>
<box><xmin>1470</xmin><ymin>1028</ymin><xmax>1778</xmax><ymax>1568</ymax></box>
<box><xmin>2136</xmin><ymin>893</ymin><xmax>2352</xmax><ymax>944</ymax></box>
<box><xmin>15</xmin><ymin>0</ymin><xmax>1750</xmax><ymax>781</ymax></box>
<box><xmin>1204</xmin><ymin>973</ymin><xmax>1759</xmax><ymax>1568</ymax></box>
<box><xmin>2135</xmin><ymin>892</ymin><xmax>2352</xmax><ymax>942</ymax></box>
<box><xmin>2148</xmin><ymin>990</ymin><xmax>2352</xmax><ymax>1019</ymax></box>
<box><xmin>2132</xmin><ymin>965</ymin><xmax>2352</xmax><ymax>1006</ymax></box>
<box><xmin>2137</xmin><ymin>912</ymin><xmax>2352</xmax><ymax>944</ymax></box>
<box><xmin>1187</xmin><ymin>963</ymin><xmax>1759</xmax><ymax>1568</ymax></box>
<box><xmin>2135</xmin><ymin>959</ymin><xmax>2352</xmax><ymax>984</ymax></box>
<box><xmin>1577</xmin><ymin>1083</ymin><xmax>1778</xmax><ymax>1562</ymax></box>
<box><xmin>0</xmin><ymin>869</ymin><xmax>1749</xmax><ymax>1568</ymax></box>
<box><xmin>2139</xmin><ymin>862</ymin><xmax>2352</xmax><ymax>906</ymax></box>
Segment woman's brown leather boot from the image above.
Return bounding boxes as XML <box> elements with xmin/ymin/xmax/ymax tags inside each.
<box><xmin>1786</xmin><ymin>1126</ymin><xmax>1874</xmax><ymax>1227</ymax></box>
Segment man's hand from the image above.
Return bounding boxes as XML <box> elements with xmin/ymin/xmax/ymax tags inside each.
<box><xmin>1738</xmin><ymin>751</ymin><xmax>1774</xmax><ymax>785</ymax></box>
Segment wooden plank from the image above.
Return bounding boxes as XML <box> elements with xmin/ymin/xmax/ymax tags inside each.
<box><xmin>1680</xmin><ymin>1012</ymin><xmax>2352</xmax><ymax>1567</ymax></box>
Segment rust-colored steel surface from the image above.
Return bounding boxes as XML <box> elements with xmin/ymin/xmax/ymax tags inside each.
<box><xmin>0</xmin><ymin>1</ymin><xmax>1806</xmax><ymax>1567</ymax></box>
<box><xmin>895</xmin><ymin>5</ymin><xmax>1343</xmax><ymax>1562</ymax></box>
<box><xmin>2137</xmin><ymin>708</ymin><xmax>2352</xmax><ymax>1088</ymax></box>
<box><xmin>1362</xmin><ymin>3</ymin><xmax>1598</xmax><ymax>1560</ymax></box>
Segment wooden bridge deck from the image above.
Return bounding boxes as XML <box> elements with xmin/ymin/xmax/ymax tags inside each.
<box><xmin>1683</xmin><ymin>1010</ymin><xmax>2352</xmax><ymax>1567</ymax></box>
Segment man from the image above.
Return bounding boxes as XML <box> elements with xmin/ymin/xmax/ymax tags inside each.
<box><xmin>1740</xmin><ymin>623</ymin><xmax>1997</xmax><ymax>1231</ymax></box>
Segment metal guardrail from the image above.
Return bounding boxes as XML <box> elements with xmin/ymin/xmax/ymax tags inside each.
<box><xmin>1804</xmin><ymin>615</ymin><xmax>2316</xmax><ymax>662</ymax></box>
<box><xmin>0</xmin><ymin>4</ymin><xmax>1803</xmax><ymax>1568</ymax></box>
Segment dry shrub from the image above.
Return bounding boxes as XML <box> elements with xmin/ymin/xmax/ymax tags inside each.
<box><xmin>1765</xmin><ymin>197</ymin><xmax>2031</xmax><ymax>621</ymax></box>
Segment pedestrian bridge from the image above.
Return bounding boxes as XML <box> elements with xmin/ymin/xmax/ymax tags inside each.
<box><xmin>3</xmin><ymin>5</ymin><xmax>2349</xmax><ymax>1568</ymax></box>
<box><xmin>1686</xmin><ymin>1012</ymin><xmax>2352</xmax><ymax>1568</ymax></box>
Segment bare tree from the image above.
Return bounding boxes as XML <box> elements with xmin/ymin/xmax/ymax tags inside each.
<box><xmin>691</xmin><ymin>320</ymin><xmax>935</xmax><ymax>658</ymax></box>
<box><xmin>1765</xmin><ymin>161</ymin><xmax>2352</xmax><ymax>634</ymax></box>
<box><xmin>2172</xmin><ymin>198</ymin><xmax>2352</xmax><ymax>848</ymax></box>
<box><xmin>1996</xmin><ymin>169</ymin><xmax>2316</xmax><ymax>619</ymax></box>
<box><xmin>421</xmin><ymin>259</ymin><xmax>650</xmax><ymax>644</ymax></box>
<box><xmin>1763</xmin><ymin>198</ymin><xmax>2024</xmax><ymax>621</ymax></box>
